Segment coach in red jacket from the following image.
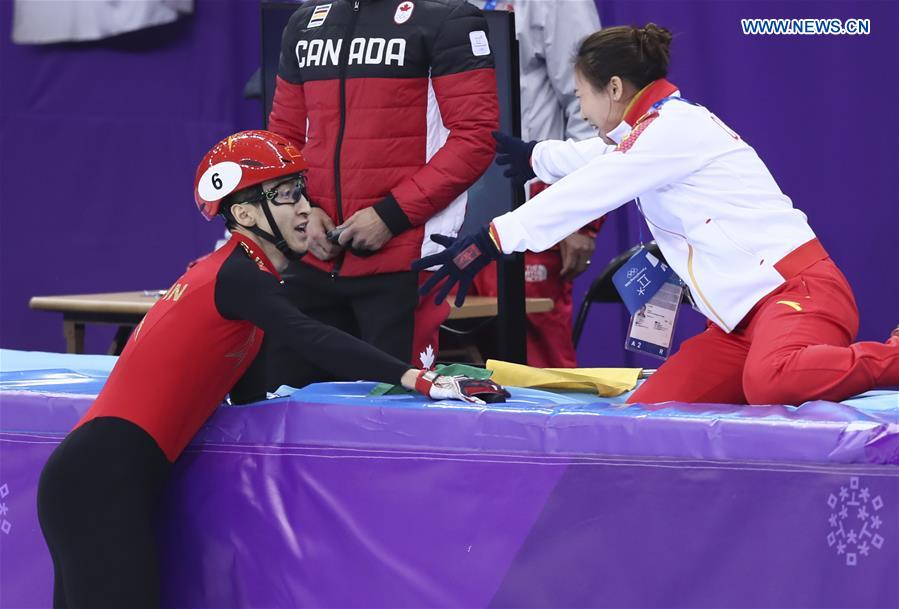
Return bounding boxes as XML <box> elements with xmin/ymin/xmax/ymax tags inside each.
<box><xmin>267</xmin><ymin>0</ymin><xmax>499</xmax><ymax>375</ymax></box>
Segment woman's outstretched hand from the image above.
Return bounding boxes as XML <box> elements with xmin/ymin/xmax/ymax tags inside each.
<box><xmin>493</xmin><ymin>131</ymin><xmax>538</xmax><ymax>188</ymax></box>
<box><xmin>411</xmin><ymin>226</ymin><xmax>502</xmax><ymax>307</ymax></box>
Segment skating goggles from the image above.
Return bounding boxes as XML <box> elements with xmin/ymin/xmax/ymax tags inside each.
<box><xmin>245</xmin><ymin>175</ymin><xmax>307</xmax><ymax>206</ymax></box>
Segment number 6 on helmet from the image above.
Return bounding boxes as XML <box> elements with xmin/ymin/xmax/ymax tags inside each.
<box><xmin>193</xmin><ymin>130</ymin><xmax>308</xmax><ymax>220</ymax></box>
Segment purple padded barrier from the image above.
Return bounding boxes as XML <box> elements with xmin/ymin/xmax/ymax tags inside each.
<box><xmin>1</xmin><ymin>364</ymin><xmax>897</xmax><ymax>609</ymax></box>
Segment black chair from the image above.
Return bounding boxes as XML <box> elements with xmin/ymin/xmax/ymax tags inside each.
<box><xmin>572</xmin><ymin>241</ymin><xmax>667</xmax><ymax>348</ymax></box>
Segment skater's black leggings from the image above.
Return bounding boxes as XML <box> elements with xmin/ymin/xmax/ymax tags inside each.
<box><xmin>37</xmin><ymin>416</ymin><xmax>171</xmax><ymax>609</ymax></box>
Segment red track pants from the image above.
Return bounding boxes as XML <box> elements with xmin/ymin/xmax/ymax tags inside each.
<box><xmin>413</xmin><ymin>274</ymin><xmax>450</xmax><ymax>369</ymax></box>
<box><xmin>629</xmin><ymin>257</ymin><xmax>899</xmax><ymax>405</ymax></box>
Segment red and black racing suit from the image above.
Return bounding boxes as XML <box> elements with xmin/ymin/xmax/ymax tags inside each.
<box><xmin>37</xmin><ymin>233</ymin><xmax>410</xmax><ymax>608</ymax></box>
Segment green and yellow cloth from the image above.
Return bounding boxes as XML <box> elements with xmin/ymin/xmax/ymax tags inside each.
<box><xmin>370</xmin><ymin>361</ymin><xmax>641</xmax><ymax>398</ymax></box>
<box><xmin>486</xmin><ymin>360</ymin><xmax>641</xmax><ymax>397</ymax></box>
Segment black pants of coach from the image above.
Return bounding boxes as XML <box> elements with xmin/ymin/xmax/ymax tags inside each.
<box><xmin>264</xmin><ymin>261</ymin><xmax>419</xmax><ymax>389</ymax></box>
<box><xmin>37</xmin><ymin>417</ymin><xmax>171</xmax><ymax>609</ymax></box>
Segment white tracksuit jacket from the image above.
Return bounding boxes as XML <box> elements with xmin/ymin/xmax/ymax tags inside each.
<box><xmin>491</xmin><ymin>82</ymin><xmax>819</xmax><ymax>332</ymax></box>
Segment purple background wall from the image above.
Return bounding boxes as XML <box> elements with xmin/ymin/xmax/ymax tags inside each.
<box><xmin>1</xmin><ymin>0</ymin><xmax>897</xmax><ymax>368</ymax></box>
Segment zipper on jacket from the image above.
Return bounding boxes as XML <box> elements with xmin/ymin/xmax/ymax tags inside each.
<box><xmin>330</xmin><ymin>0</ymin><xmax>361</xmax><ymax>279</ymax></box>
<box><xmin>686</xmin><ymin>243</ymin><xmax>731</xmax><ymax>332</ymax></box>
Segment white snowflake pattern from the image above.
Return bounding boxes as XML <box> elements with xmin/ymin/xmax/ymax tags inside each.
<box><xmin>826</xmin><ymin>476</ymin><xmax>887</xmax><ymax>567</ymax></box>
<box><xmin>0</xmin><ymin>482</ymin><xmax>8</xmax><ymax>536</ymax></box>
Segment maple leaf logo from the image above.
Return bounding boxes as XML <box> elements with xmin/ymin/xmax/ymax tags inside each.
<box><xmin>419</xmin><ymin>344</ymin><xmax>435</xmax><ymax>370</ymax></box>
<box><xmin>394</xmin><ymin>1</ymin><xmax>414</xmax><ymax>24</ymax></box>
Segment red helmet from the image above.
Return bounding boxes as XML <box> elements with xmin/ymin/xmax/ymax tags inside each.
<box><xmin>194</xmin><ymin>130</ymin><xmax>308</xmax><ymax>220</ymax></box>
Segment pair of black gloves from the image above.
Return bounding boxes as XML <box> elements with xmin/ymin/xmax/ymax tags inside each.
<box><xmin>412</xmin><ymin>132</ymin><xmax>537</xmax><ymax>306</ymax></box>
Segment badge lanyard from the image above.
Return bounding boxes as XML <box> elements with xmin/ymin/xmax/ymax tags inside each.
<box><xmin>614</xmin><ymin>198</ymin><xmax>686</xmax><ymax>361</ymax></box>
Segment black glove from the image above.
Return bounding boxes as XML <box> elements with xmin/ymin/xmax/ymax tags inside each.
<box><xmin>493</xmin><ymin>131</ymin><xmax>538</xmax><ymax>188</ymax></box>
<box><xmin>326</xmin><ymin>226</ymin><xmax>377</xmax><ymax>258</ymax></box>
<box><xmin>411</xmin><ymin>226</ymin><xmax>501</xmax><ymax>306</ymax></box>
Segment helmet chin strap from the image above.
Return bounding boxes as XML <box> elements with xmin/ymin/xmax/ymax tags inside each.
<box><xmin>246</xmin><ymin>200</ymin><xmax>305</xmax><ymax>262</ymax></box>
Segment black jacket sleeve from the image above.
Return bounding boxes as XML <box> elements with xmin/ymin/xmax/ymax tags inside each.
<box><xmin>215</xmin><ymin>252</ymin><xmax>411</xmax><ymax>386</ymax></box>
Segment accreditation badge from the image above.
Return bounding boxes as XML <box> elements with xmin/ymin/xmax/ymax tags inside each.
<box><xmin>624</xmin><ymin>275</ymin><xmax>685</xmax><ymax>361</ymax></box>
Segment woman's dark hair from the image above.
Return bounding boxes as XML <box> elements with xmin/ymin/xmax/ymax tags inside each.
<box><xmin>575</xmin><ymin>23</ymin><xmax>673</xmax><ymax>91</ymax></box>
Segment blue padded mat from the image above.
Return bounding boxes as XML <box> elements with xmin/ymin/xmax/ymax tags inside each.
<box><xmin>1</xmin><ymin>349</ymin><xmax>896</xmax><ymax>412</ymax></box>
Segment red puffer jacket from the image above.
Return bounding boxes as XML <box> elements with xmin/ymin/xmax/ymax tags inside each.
<box><xmin>269</xmin><ymin>0</ymin><xmax>500</xmax><ymax>276</ymax></box>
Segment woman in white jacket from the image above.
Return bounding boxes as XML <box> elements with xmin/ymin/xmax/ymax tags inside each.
<box><xmin>415</xmin><ymin>23</ymin><xmax>899</xmax><ymax>405</ymax></box>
